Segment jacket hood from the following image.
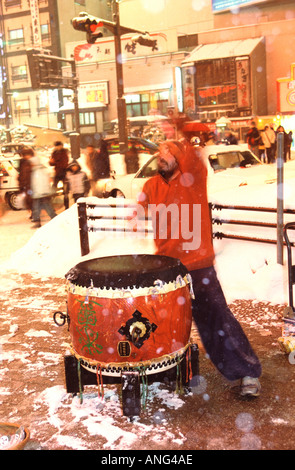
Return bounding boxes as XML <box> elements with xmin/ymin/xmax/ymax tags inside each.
<box><xmin>67</xmin><ymin>160</ymin><xmax>81</xmax><ymax>171</ymax></box>
<box><xmin>158</xmin><ymin>140</ymin><xmax>185</xmax><ymax>174</ymax></box>
<box><xmin>30</xmin><ymin>156</ymin><xmax>41</xmax><ymax>167</ymax></box>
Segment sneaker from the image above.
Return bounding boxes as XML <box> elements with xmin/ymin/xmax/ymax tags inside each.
<box><xmin>240</xmin><ymin>376</ymin><xmax>261</xmax><ymax>397</ymax></box>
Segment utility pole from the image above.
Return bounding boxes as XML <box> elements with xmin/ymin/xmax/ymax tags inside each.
<box><xmin>277</xmin><ymin>132</ymin><xmax>284</xmax><ymax>265</ymax></box>
<box><xmin>112</xmin><ymin>0</ymin><xmax>128</xmax><ymax>155</ymax></box>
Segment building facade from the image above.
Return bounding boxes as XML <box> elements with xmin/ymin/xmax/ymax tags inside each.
<box><xmin>0</xmin><ymin>0</ymin><xmax>112</xmax><ymax>131</ymax></box>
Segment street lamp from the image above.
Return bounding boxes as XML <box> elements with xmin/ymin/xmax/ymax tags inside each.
<box><xmin>71</xmin><ymin>1</ymin><xmax>157</xmax><ymax>156</ymax></box>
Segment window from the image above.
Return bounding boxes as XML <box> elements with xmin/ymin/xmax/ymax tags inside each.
<box><xmin>137</xmin><ymin>156</ymin><xmax>158</xmax><ymax>178</ymax></box>
<box><xmin>4</xmin><ymin>0</ymin><xmax>21</xmax><ymax>9</ymax></box>
<box><xmin>11</xmin><ymin>65</ymin><xmax>28</xmax><ymax>82</ymax></box>
<box><xmin>41</xmin><ymin>24</ymin><xmax>50</xmax><ymax>41</ymax></box>
<box><xmin>8</xmin><ymin>28</ymin><xmax>24</xmax><ymax>45</ymax></box>
<box><xmin>14</xmin><ymin>99</ymin><xmax>30</xmax><ymax>118</ymax></box>
<box><xmin>125</xmin><ymin>90</ymin><xmax>169</xmax><ymax>117</ymax></box>
<box><xmin>79</xmin><ymin>111</ymin><xmax>95</xmax><ymax>126</ymax></box>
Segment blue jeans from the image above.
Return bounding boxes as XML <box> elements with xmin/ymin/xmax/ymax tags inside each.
<box><xmin>32</xmin><ymin>197</ymin><xmax>56</xmax><ymax>222</ymax></box>
<box><xmin>190</xmin><ymin>266</ymin><xmax>262</xmax><ymax>381</ymax></box>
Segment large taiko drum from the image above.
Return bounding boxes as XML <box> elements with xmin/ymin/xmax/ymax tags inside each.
<box><xmin>65</xmin><ymin>254</ymin><xmax>193</xmax><ymax>377</ymax></box>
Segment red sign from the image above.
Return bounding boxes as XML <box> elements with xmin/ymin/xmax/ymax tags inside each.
<box><xmin>236</xmin><ymin>58</ymin><xmax>250</xmax><ymax>108</ymax></box>
<box><xmin>198</xmin><ymin>85</ymin><xmax>236</xmax><ymax>99</ymax></box>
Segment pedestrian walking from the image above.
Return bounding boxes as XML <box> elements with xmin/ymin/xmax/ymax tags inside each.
<box><xmin>125</xmin><ymin>143</ymin><xmax>139</xmax><ymax>173</ymax></box>
<box><xmin>286</xmin><ymin>131</ymin><xmax>293</xmax><ymax>161</ymax></box>
<box><xmin>224</xmin><ymin>130</ymin><xmax>238</xmax><ymax>145</ymax></box>
<box><xmin>258</xmin><ymin>132</ymin><xmax>265</xmax><ymax>162</ymax></box>
<box><xmin>85</xmin><ymin>140</ymin><xmax>110</xmax><ymax>194</ymax></box>
<box><xmin>261</xmin><ymin>125</ymin><xmax>276</xmax><ymax>163</ymax></box>
<box><xmin>30</xmin><ymin>154</ymin><xmax>57</xmax><ymax>228</ymax></box>
<box><xmin>246</xmin><ymin>121</ymin><xmax>260</xmax><ymax>157</ymax></box>
<box><xmin>137</xmin><ymin>137</ymin><xmax>262</xmax><ymax>397</ymax></box>
<box><xmin>49</xmin><ymin>141</ymin><xmax>69</xmax><ymax>207</ymax></box>
<box><xmin>64</xmin><ymin>160</ymin><xmax>90</xmax><ymax>206</ymax></box>
<box><xmin>18</xmin><ymin>146</ymin><xmax>33</xmax><ymax>217</ymax></box>
<box><xmin>269</xmin><ymin>124</ymin><xmax>277</xmax><ymax>161</ymax></box>
<box><xmin>276</xmin><ymin>126</ymin><xmax>289</xmax><ymax>162</ymax></box>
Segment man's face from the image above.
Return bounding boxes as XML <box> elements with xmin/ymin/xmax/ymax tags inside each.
<box><xmin>157</xmin><ymin>145</ymin><xmax>178</xmax><ymax>178</ymax></box>
<box><xmin>86</xmin><ymin>146</ymin><xmax>94</xmax><ymax>155</ymax></box>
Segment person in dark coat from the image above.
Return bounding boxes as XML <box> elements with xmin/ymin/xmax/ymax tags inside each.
<box><xmin>49</xmin><ymin>141</ymin><xmax>69</xmax><ymax>207</ymax></box>
<box><xmin>97</xmin><ymin>138</ymin><xmax>111</xmax><ymax>179</ymax></box>
<box><xmin>85</xmin><ymin>140</ymin><xmax>110</xmax><ymax>194</ymax></box>
<box><xmin>276</xmin><ymin>126</ymin><xmax>289</xmax><ymax>162</ymax></box>
<box><xmin>18</xmin><ymin>146</ymin><xmax>34</xmax><ymax>215</ymax></box>
<box><xmin>224</xmin><ymin>130</ymin><xmax>238</xmax><ymax>145</ymax></box>
<box><xmin>246</xmin><ymin>121</ymin><xmax>260</xmax><ymax>157</ymax></box>
<box><xmin>125</xmin><ymin>143</ymin><xmax>139</xmax><ymax>174</ymax></box>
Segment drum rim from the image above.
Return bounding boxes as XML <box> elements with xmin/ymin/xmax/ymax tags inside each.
<box><xmin>65</xmin><ymin>254</ymin><xmax>188</xmax><ymax>290</ymax></box>
<box><xmin>70</xmin><ymin>343</ymin><xmax>191</xmax><ymax>377</ymax></box>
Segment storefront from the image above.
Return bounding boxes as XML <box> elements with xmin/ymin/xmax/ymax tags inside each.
<box><xmin>181</xmin><ymin>37</ymin><xmax>267</xmax><ymax>122</ymax></box>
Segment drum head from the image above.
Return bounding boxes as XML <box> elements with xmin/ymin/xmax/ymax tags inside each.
<box><xmin>65</xmin><ymin>254</ymin><xmax>188</xmax><ymax>289</ymax></box>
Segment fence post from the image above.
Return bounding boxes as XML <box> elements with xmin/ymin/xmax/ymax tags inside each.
<box><xmin>77</xmin><ymin>202</ymin><xmax>90</xmax><ymax>256</ymax></box>
<box><xmin>277</xmin><ymin>132</ymin><xmax>284</xmax><ymax>265</ymax></box>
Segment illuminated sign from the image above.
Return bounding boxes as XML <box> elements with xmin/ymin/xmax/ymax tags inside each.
<box><xmin>236</xmin><ymin>58</ymin><xmax>251</xmax><ymax>108</ymax></box>
<box><xmin>175</xmin><ymin>67</ymin><xmax>183</xmax><ymax>113</ymax></box>
<box><xmin>277</xmin><ymin>64</ymin><xmax>295</xmax><ymax>113</ymax></box>
<box><xmin>212</xmin><ymin>0</ymin><xmax>268</xmax><ymax>12</ymax></box>
<box><xmin>182</xmin><ymin>66</ymin><xmax>196</xmax><ymax>116</ymax></box>
<box><xmin>78</xmin><ymin>81</ymin><xmax>109</xmax><ymax>106</ymax></box>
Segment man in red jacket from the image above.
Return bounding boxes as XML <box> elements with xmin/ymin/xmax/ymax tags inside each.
<box><xmin>138</xmin><ymin>139</ymin><xmax>261</xmax><ymax>397</ymax></box>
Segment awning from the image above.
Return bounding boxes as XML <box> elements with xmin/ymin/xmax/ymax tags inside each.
<box><xmin>58</xmin><ymin>102</ymin><xmax>106</xmax><ymax>112</ymax></box>
<box><xmin>181</xmin><ymin>37</ymin><xmax>264</xmax><ymax>65</ymax></box>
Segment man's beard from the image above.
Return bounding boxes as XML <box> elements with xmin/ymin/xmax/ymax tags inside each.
<box><xmin>158</xmin><ymin>167</ymin><xmax>176</xmax><ymax>181</ymax></box>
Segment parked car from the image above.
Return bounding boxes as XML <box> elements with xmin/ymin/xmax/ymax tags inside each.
<box><xmin>104</xmin><ymin>144</ymin><xmax>267</xmax><ymax>200</ymax></box>
<box><xmin>0</xmin><ymin>154</ymin><xmax>22</xmax><ymax>210</ymax></box>
<box><xmin>1</xmin><ymin>142</ymin><xmax>31</xmax><ymax>156</ymax></box>
<box><xmin>202</xmin><ymin>144</ymin><xmax>262</xmax><ymax>171</ymax></box>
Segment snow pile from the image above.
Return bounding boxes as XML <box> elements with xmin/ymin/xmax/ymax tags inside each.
<box><xmin>2</xmin><ymin>200</ymin><xmax>155</xmax><ymax>278</ymax></box>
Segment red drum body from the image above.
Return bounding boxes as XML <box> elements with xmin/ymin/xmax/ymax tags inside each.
<box><xmin>65</xmin><ymin>255</ymin><xmax>193</xmax><ymax>376</ymax></box>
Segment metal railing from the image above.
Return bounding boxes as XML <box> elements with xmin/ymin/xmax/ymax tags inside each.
<box><xmin>210</xmin><ymin>202</ymin><xmax>295</xmax><ymax>246</ymax></box>
<box><xmin>77</xmin><ymin>199</ymin><xmax>295</xmax><ymax>258</ymax></box>
<box><xmin>78</xmin><ymin>199</ymin><xmax>152</xmax><ymax>256</ymax></box>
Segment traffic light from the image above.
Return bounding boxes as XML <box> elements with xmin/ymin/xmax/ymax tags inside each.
<box><xmin>71</xmin><ymin>11</ymin><xmax>151</xmax><ymax>44</ymax></box>
<box><xmin>26</xmin><ymin>49</ymin><xmax>78</xmax><ymax>90</ymax></box>
<box><xmin>72</xmin><ymin>12</ymin><xmax>104</xmax><ymax>44</ymax></box>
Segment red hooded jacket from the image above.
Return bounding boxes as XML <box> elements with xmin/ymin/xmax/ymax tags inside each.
<box><xmin>138</xmin><ymin>140</ymin><xmax>215</xmax><ymax>271</ymax></box>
